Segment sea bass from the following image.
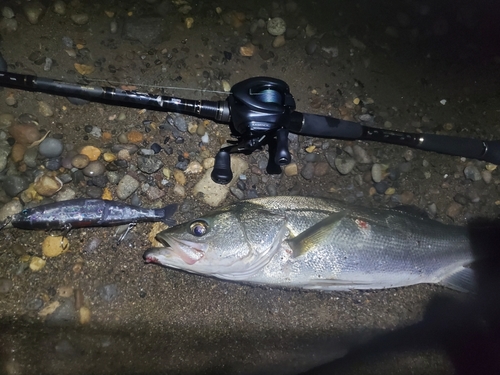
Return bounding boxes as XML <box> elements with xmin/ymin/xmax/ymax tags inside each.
<box><xmin>143</xmin><ymin>196</ymin><xmax>475</xmax><ymax>292</ymax></box>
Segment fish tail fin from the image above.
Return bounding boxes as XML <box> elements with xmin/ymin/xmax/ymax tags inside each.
<box><xmin>161</xmin><ymin>203</ymin><xmax>178</xmax><ymax>227</ymax></box>
<box><xmin>440</xmin><ymin>267</ymin><xmax>476</xmax><ymax>293</ymax></box>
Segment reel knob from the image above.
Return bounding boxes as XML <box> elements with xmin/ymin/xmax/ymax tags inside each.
<box><xmin>211</xmin><ymin>150</ymin><xmax>233</xmax><ymax>184</ymax></box>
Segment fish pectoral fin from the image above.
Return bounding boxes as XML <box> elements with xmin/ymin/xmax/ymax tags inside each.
<box><xmin>287</xmin><ymin>211</ymin><xmax>346</xmax><ymax>258</ymax></box>
<box><xmin>439</xmin><ymin>267</ymin><xmax>476</xmax><ymax>293</ymax></box>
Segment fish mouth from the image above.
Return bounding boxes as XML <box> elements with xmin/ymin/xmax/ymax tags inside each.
<box><xmin>144</xmin><ymin>236</ymin><xmax>208</xmax><ymax>266</ymax></box>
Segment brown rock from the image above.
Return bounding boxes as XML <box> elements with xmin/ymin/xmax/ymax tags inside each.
<box><xmin>313</xmin><ymin>162</ymin><xmax>330</xmax><ymax>177</ymax></box>
<box><xmin>239</xmin><ymin>43</ymin><xmax>256</xmax><ymax>57</ymax></box>
<box><xmin>127</xmin><ymin>130</ymin><xmax>144</xmax><ymax>143</ymax></box>
<box><xmin>10</xmin><ymin>142</ymin><xmax>27</xmax><ymax>162</ymax></box>
<box><xmin>8</xmin><ymin>123</ymin><xmax>41</xmax><ymax>145</ymax></box>
<box><xmin>34</xmin><ymin>174</ymin><xmax>63</xmax><ymax>197</ymax></box>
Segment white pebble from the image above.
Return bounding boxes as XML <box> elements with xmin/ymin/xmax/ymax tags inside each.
<box><xmin>110</xmin><ymin>20</ymin><xmax>117</xmax><ymax>34</ymax></box>
<box><xmin>2</xmin><ymin>6</ymin><xmax>15</xmax><ymax>18</ymax></box>
<box><xmin>201</xmin><ymin>133</ymin><xmax>209</xmax><ymax>144</ymax></box>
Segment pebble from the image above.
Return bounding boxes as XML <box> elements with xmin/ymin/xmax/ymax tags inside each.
<box><xmin>173</xmin><ymin>169</ymin><xmax>186</xmax><ymax>185</ymax></box>
<box><xmin>0</xmin><ymin>140</ymin><xmax>10</xmax><ymax>172</ymax></box>
<box><xmin>446</xmin><ymin>202</ymin><xmax>463</xmax><ymax>220</ymax></box>
<box><xmin>175</xmin><ymin>159</ymin><xmax>189</xmax><ymax>171</ymax></box>
<box><xmin>45</xmin><ymin>298</ymin><xmax>76</xmax><ymax>326</ymax></box>
<box><xmin>71</xmin><ymin>154</ymin><xmax>90</xmax><ymax>169</ymax></box>
<box><xmin>71</xmin><ymin>13</ymin><xmax>89</xmax><ymax>25</ymax></box>
<box><xmin>83</xmin><ymin>237</ymin><xmax>101</xmax><ymax>254</ymax></box>
<box><xmin>334</xmin><ymin>155</ymin><xmax>356</xmax><ymax>175</ymax></box>
<box><xmin>9</xmin><ymin>123</ymin><xmax>41</xmax><ymax>145</ymax></box>
<box><xmin>305</xmin><ymin>40</ymin><xmax>317</xmax><ymax>55</ymax></box>
<box><xmin>38</xmin><ymin>101</ymin><xmax>53</xmax><ymax>117</ymax></box>
<box><xmin>0</xmin><ymin>199</ymin><xmax>23</xmax><ymax>222</ymax></box>
<box><xmin>463</xmin><ymin>165</ymin><xmax>482</xmax><ymax>181</ymax></box>
<box><xmin>23</xmin><ymin>1</ymin><xmax>46</xmax><ymax>24</ymax></box>
<box><xmin>272</xmin><ymin>35</ymin><xmax>286</xmax><ymax>48</ymax></box>
<box><xmin>34</xmin><ymin>174</ymin><xmax>63</xmax><ymax>197</ymax></box>
<box><xmin>481</xmin><ymin>170</ymin><xmax>492</xmax><ymax>184</ymax></box>
<box><xmin>53</xmin><ymin>0</ymin><xmax>66</xmax><ymax>15</ymax></box>
<box><xmin>0</xmin><ymin>278</ymin><xmax>13</xmax><ymax>294</ymax></box>
<box><xmin>83</xmin><ymin>161</ymin><xmax>106</xmax><ymax>177</ymax></box>
<box><xmin>266</xmin><ymin>183</ymin><xmax>277</xmax><ymax>196</ymax></box>
<box><xmin>173</xmin><ymin>183</ymin><xmax>186</xmax><ymax>197</ymax></box>
<box><xmin>42</xmin><ymin>236</ymin><xmax>69</xmax><ymax>257</ymax></box>
<box><xmin>2</xmin><ymin>175</ymin><xmax>30</xmax><ymax>197</ymax></box>
<box><xmin>2</xmin><ymin>6</ymin><xmax>15</xmax><ymax>18</ymax></box>
<box><xmin>399</xmin><ymin>190</ymin><xmax>414</xmax><ymax>205</ymax></box>
<box><xmin>137</xmin><ymin>156</ymin><xmax>164</xmax><ymax>174</ymax></box>
<box><xmin>371</xmin><ymin>163</ymin><xmax>383</xmax><ymax>182</ymax></box>
<box><xmin>151</xmin><ymin>143</ymin><xmax>162</xmax><ymax>154</ymax></box>
<box><xmin>54</xmin><ymin>188</ymin><xmax>76</xmax><ymax>201</ymax></box>
<box><xmin>201</xmin><ymin>133</ymin><xmax>209</xmax><ymax>144</ymax></box>
<box><xmin>5</xmin><ymin>93</ymin><xmax>17</xmax><ymax>106</ymax></box>
<box><xmin>100</xmin><ymin>284</ymin><xmax>118</xmax><ymax>302</ymax></box>
<box><xmin>374</xmin><ymin>181</ymin><xmax>389</xmax><ymax>194</ymax></box>
<box><xmin>267</xmin><ymin>17</ymin><xmax>286</xmax><ymax>36</ymax></box>
<box><xmin>284</xmin><ymin>162</ymin><xmax>298</xmax><ymax>176</ymax></box>
<box><xmin>80</xmin><ymin>145</ymin><xmax>101</xmax><ymax>161</ymax></box>
<box><xmin>230</xmin><ymin>186</ymin><xmax>245</xmax><ymax>200</ymax></box>
<box><xmin>80</xmin><ymin>306</ymin><xmax>91</xmax><ymax>325</ymax></box>
<box><xmin>116</xmin><ymin>174</ymin><xmax>140</xmax><ymax>199</ymax></box>
<box><xmin>86</xmin><ymin>186</ymin><xmax>103</xmax><ymax>198</ymax></box>
<box><xmin>22</xmin><ymin>146</ymin><xmax>38</xmax><ymax>168</ymax></box>
<box><xmin>313</xmin><ymin>162</ymin><xmax>330</xmax><ymax>177</ymax></box>
<box><xmin>26</xmin><ymin>297</ymin><xmax>44</xmax><ymax>310</ymax></box>
<box><xmin>38</xmin><ymin>137</ymin><xmax>63</xmax><ymax>158</ymax></box>
<box><xmin>29</xmin><ymin>256</ymin><xmax>46</xmax><ymax>271</ymax></box>
<box><xmin>170</xmin><ymin>114</ymin><xmax>188</xmax><ymax>132</ymax></box>
<box><xmin>185</xmin><ymin>161</ymin><xmax>203</xmax><ymax>174</ymax></box>
<box><xmin>146</xmin><ymin>186</ymin><xmax>165</xmax><ymax>200</ymax></box>
<box><xmin>300</xmin><ymin>163</ymin><xmax>315</xmax><ymax>180</ymax></box>
<box><xmin>127</xmin><ymin>130</ymin><xmax>143</xmax><ymax>143</ymax></box>
<box><xmin>352</xmin><ymin>145</ymin><xmax>371</xmax><ymax>164</ymax></box>
<box><xmin>45</xmin><ymin>158</ymin><xmax>62</xmax><ymax>171</ymax></box>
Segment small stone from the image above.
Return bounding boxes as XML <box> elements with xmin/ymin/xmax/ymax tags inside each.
<box><xmin>334</xmin><ymin>155</ymin><xmax>356</xmax><ymax>175</ymax></box>
<box><xmin>352</xmin><ymin>145</ymin><xmax>371</xmax><ymax>163</ymax></box>
<box><xmin>185</xmin><ymin>161</ymin><xmax>203</xmax><ymax>174</ymax></box>
<box><xmin>446</xmin><ymin>202</ymin><xmax>463</xmax><ymax>220</ymax></box>
<box><xmin>196</xmin><ymin>124</ymin><xmax>206</xmax><ymax>136</ymax></box>
<box><xmin>2</xmin><ymin>6</ymin><xmax>15</xmax><ymax>18</ymax></box>
<box><xmin>284</xmin><ymin>163</ymin><xmax>298</xmax><ymax>176</ymax></box>
<box><xmin>127</xmin><ymin>130</ymin><xmax>144</xmax><ymax>143</ymax></box>
<box><xmin>116</xmin><ymin>175</ymin><xmax>140</xmax><ymax>199</ymax></box>
<box><xmin>371</xmin><ymin>163</ymin><xmax>383</xmax><ymax>183</ymax></box>
<box><xmin>100</xmin><ymin>284</ymin><xmax>118</xmax><ymax>302</ymax></box>
<box><xmin>137</xmin><ymin>156</ymin><xmax>163</xmax><ymax>174</ymax></box>
<box><xmin>464</xmin><ymin>165</ymin><xmax>482</xmax><ymax>181</ymax></box>
<box><xmin>23</xmin><ymin>1</ymin><xmax>46</xmax><ymax>24</ymax></box>
<box><xmin>0</xmin><ymin>199</ymin><xmax>23</xmax><ymax>222</ymax></box>
<box><xmin>400</xmin><ymin>190</ymin><xmax>414</xmax><ymax>205</ymax></box>
<box><xmin>54</xmin><ymin>188</ymin><xmax>76</xmax><ymax>202</ymax></box>
<box><xmin>34</xmin><ymin>174</ymin><xmax>63</xmax><ymax>197</ymax></box>
<box><xmin>173</xmin><ymin>183</ymin><xmax>186</xmax><ymax>197</ymax></box>
<box><xmin>202</xmin><ymin>158</ymin><xmax>215</xmax><ymax>169</ymax></box>
<box><xmin>86</xmin><ymin>186</ymin><xmax>103</xmax><ymax>198</ymax></box>
<box><xmin>53</xmin><ymin>0</ymin><xmax>66</xmax><ymax>15</ymax></box>
<box><xmin>266</xmin><ymin>183</ymin><xmax>277</xmax><ymax>196</ymax></box>
<box><xmin>313</xmin><ymin>162</ymin><xmax>330</xmax><ymax>177</ymax></box>
<box><xmin>385</xmin><ymin>187</ymin><xmax>396</xmax><ymax>195</ymax></box>
<box><xmin>103</xmin><ymin>152</ymin><xmax>116</xmax><ymax>162</ymax></box>
<box><xmin>45</xmin><ymin>158</ymin><xmax>62</xmax><ymax>171</ymax></box>
<box><xmin>71</xmin><ymin>13</ymin><xmax>89</xmax><ymax>25</ymax></box>
<box><xmin>79</xmin><ymin>306</ymin><xmax>91</xmax><ymax>324</ymax></box>
<box><xmin>38</xmin><ymin>101</ymin><xmax>54</xmax><ymax>117</ymax></box>
<box><xmin>80</xmin><ymin>145</ymin><xmax>101</xmax><ymax>161</ymax></box>
<box><xmin>481</xmin><ymin>170</ymin><xmax>492</xmax><ymax>184</ymax></box>
<box><xmin>221</xmin><ymin>80</ymin><xmax>231</xmax><ymax>92</ymax></box>
<box><xmin>146</xmin><ymin>186</ymin><xmax>165</xmax><ymax>200</ymax></box>
<box><xmin>38</xmin><ymin>137</ymin><xmax>63</xmax><ymax>158</ymax></box>
<box><xmin>30</xmin><ymin>256</ymin><xmax>46</xmax><ymax>271</ymax></box>
<box><xmin>300</xmin><ymin>163</ymin><xmax>315</xmax><ymax>180</ymax></box>
<box><xmin>230</xmin><ymin>186</ymin><xmax>245</xmax><ymax>200</ymax></box>
<box><xmin>9</xmin><ymin>123</ymin><xmax>41</xmax><ymax>145</ymax></box>
<box><xmin>374</xmin><ymin>181</ymin><xmax>389</xmax><ymax>194</ymax></box>
<box><xmin>42</xmin><ymin>236</ymin><xmax>69</xmax><ymax>257</ymax></box>
<box><xmin>57</xmin><ymin>286</ymin><xmax>73</xmax><ymax>298</ymax></box>
<box><xmin>71</xmin><ymin>154</ymin><xmax>90</xmax><ymax>169</ymax></box>
<box><xmin>83</xmin><ymin>161</ymin><xmax>106</xmax><ymax>177</ymax></box>
<box><xmin>403</xmin><ymin>149</ymin><xmax>414</xmax><ymax>161</ymax></box>
<box><xmin>239</xmin><ymin>43</ymin><xmax>256</xmax><ymax>57</ymax></box>
<box><xmin>272</xmin><ymin>35</ymin><xmax>286</xmax><ymax>48</ymax></box>
<box><xmin>173</xmin><ymin>169</ymin><xmax>186</xmax><ymax>185</ymax></box>
<box><xmin>267</xmin><ymin>17</ymin><xmax>286</xmax><ymax>36</ymax></box>
<box><xmin>0</xmin><ymin>278</ymin><xmax>13</xmax><ymax>293</ymax></box>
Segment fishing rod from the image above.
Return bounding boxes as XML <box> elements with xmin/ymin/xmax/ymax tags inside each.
<box><xmin>1</xmin><ymin>70</ymin><xmax>499</xmax><ymax>185</ymax></box>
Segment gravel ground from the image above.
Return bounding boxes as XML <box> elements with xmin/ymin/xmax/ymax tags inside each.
<box><xmin>1</xmin><ymin>0</ymin><xmax>500</xmax><ymax>374</ymax></box>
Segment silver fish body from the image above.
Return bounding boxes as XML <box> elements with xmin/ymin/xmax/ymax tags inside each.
<box><xmin>144</xmin><ymin>196</ymin><xmax>475</xmax><ymax>292</ymax></box>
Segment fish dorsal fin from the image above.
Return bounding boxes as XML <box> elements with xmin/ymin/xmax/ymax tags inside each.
<box><xmin>287</xmin><ymin>211</ymin><xmax>346</xmax><ymax>258</ymax></box>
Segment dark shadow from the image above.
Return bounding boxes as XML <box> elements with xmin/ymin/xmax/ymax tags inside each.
<box><xmin>300</xmin><ymin>218</ymin><xmax>500</xmax><ymax>375</ymax></box>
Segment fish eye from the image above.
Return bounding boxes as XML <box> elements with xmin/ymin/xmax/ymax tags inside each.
<box><xmin>189</xmin><ymin>220</ymin><xmax>209</xmax><ymax>237</ymax></box>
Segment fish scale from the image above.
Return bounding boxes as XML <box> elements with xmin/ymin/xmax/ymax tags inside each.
<box><xmin>145</xmin><ymin>196</ymin><xmax>475</xmax><ymax>292</ymax></box>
